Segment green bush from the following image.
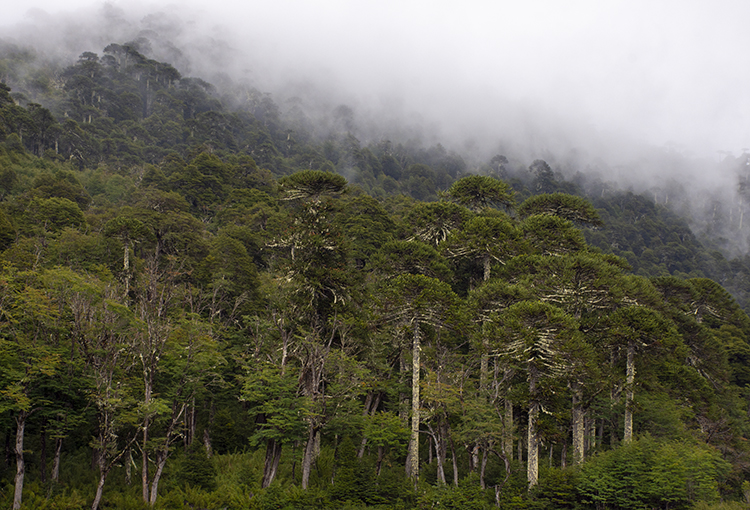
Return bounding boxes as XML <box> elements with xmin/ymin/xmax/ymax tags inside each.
<box><xmin>578</xmin><ymin>437</ymin><xmax>727</xmax><ymax>510</ymax></box>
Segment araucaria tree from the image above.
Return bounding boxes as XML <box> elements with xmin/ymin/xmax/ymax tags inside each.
<box><xmin>376</xmin><ymin>273</ymin><xmax>462</xmax><ymax>483</ymax></box>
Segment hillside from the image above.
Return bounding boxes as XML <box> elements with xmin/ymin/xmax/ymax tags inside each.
<box><xmin>1</xmin><ymin>39</ymin><xmax>750</xmax><ymax>510</ymax></box>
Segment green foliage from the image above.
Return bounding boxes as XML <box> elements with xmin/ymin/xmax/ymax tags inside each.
<box><xmin>444</xmin><ymin>174</ymin><xmax>515</xmax><ymax>213</ymax></box>
<box><xmin>174</xmin><ymin>444</ymin><xmax>217</xmax><ymax>491</ymax></box>
<box><xmin>2</xmin><ymin>36</ymin><xmax>750</xmax><ymax>510</ymax></box>
<box><xmin>578</xmin><ymin>437</ymin><xmax>728</xmax><ymax>509</ymax></box>
<box><xmin>517</xmin><ymin>192</ymin><xmax>602</xmax><ymax>227</ymax></box>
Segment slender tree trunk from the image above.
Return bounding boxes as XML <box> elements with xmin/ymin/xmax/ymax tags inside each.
<box><xmin>432</xmin><ymin>432</ymin><xmax>446</xmax><ymax>485</ymax></box>
<box><xmin>262</xmin><ymin>438</ymin><xmax>282</xmax><ymax>488</ymax></box>
<box><xmin>483</xmin><ymin>255</ymin><xmax>491</xmax><ymax>282</ymax></box>
<box><xmin>52</xmin><ymin>437</ymin><xmax>62</xmax><ymax>482</ymax></box>
<box><xmin>624</xmin><ymin>341</ymin><xmax>635</xmax><ymax>443</ymax></box>
<box><xmin>13</xmin><ymin>411</ymin><xmax>27</xmax><ymax>510</ymax></box>
<box><xmin>142</xmin><ymin>416</ymin><xmax>150</xmax><ymax>503</ymax></box>
<box><xmin>301</xmin><ymin>425</ymin><xmax>319</xmax><ymax>489</ymax></box>
<box><xmin>407</xmin><ymin>323</ymin><xmax>421</xmax><ymax>483</ymax></box>
<box><xmin>203</xmin><ymin>429</ymin><xmax>212</xmax><ymax>458</ymax></box>
<box><xmin>91</xmin><ymin>463</ymin><xmax>107</xmax><ymax>510</ymax></box>
<box><xmin>149</xmin><ymin>452</ymin><xmax>168</xmax><ymax>506</ymax></box>
<box><xmin>450</xmin><ymin>438</ymin><xmax>459</xmax><ymax>487</ymax></box>
<box><xmin>503</xmin><ymin>398</ymin><xmax>513</xmax><ymax>460</ymax></box>
<box><xmin>571</xmin><ymin>383</ymin><xmax>585</xmax><ymax>464</ymax></box>
<box><xmin>527</xmin><ymin>373</ymin><xmax>539</xmax><ymax>489</ymax></box>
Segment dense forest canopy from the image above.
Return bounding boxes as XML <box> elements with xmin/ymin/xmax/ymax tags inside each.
<box><xmin>1</xmin><ymin>33</ymin><xmax>750</xmax><ymax>510</ymax></box>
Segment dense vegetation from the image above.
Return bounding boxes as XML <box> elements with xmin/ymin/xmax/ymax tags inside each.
<box><xmin>1</xmin><ymin>38</ymin><xmax>750</xmax><ymax>510</ymax></box>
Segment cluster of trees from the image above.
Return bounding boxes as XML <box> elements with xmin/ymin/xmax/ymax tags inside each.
<box><xmin>0</xmin><ymin>39</ymin><xmax>750</xmax><ymax>510</ymax></box>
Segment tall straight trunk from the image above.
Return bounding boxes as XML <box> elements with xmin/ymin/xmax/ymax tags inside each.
<box><xmin>503</xmin><ymin>398</ymin><xmax>513</xmax><ymax>460</ymax></box>
<box><xmin>571</xmin><ymin>383</ymin><xmax>585</xmax><ymax>464</ymax></box>
<box><xmin>142</xmin><ymin>416</ymin><xmax>150</xmax><ymax>503</ymax></box>
<box><xmin>624</xmin><ymin>341</ymin><xmax>635</xmax><ymax>443</ymax></box>
<box><xmin>13</xmin><ymin>411</ymin><xmax>27</xmax><ymax>510</ymax></box>
<box><xmin>301</xmin><ymin>425</ymin><xmax>319</xmax><ymax>489</ymax></box>
<box><xmin>483</xmin><ymin>255</ymin><xmax>491</xmax><ymax>282</ymax></box>
<box><xmin>527</xmin><ymin>374</ymin><xmax>539</xmax><ymax>489</ymax></box>
<box><xmin>450</xmin><ymin>438</ymin><xmax>459</xmax><ymax>487</ymax></box>
<box><xmin>52</xmin><ymin>437</ymin><xmax>63</xmax><ymax>482</ymax></box>
<box><xmin>203</xmin><ymin>429</ymin><xmax>212</xmax><ymax>458</ymax></box>
<box><xmin>262</xmin><ymin>438</ymin><xmax>282</xmax><ymax>488</ymax></box>
<box><xmin>431</xmin><ymin>433</ymin><xmax>446</xmax><ymax>485</ymax></box>
<box><xmin>407</xmin><ymin>323</ymin><xmax>421</xmax><ymax>482</ymax></box>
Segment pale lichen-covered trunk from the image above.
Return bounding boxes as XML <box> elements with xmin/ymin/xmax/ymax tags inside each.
<box><xmin>301</xmin><ymin>425</ymin><xmax>319</xmax><ymax>489</ymax></box>
<box><xmin>148</xmin><ymin>452</ymin><xmax>168</xmax><ymax>506</ymax></box>
<box><xmin>571</xmin><ymin>383</ymin><xmax>585</xmax><ymax>464</ymax></box>
<box><xmin>13</xmin><ymin>412</ymin><xmax>27</xmax><ymax>510</ymax></box>
<box><xmin>527</xmin><ymin>373</ymin><xmax>539</xmax><ymax>489</ymax></box>
<box><xmin>624</xmin><ymin>341</ymin><xmax>635</xmax><ymax>443</ymax></box>
<box><xmin>503</xmin><ymin>398</ymin><xmax>514</xmax><ymax>461</ymax></box>
<box><xmin>406</xmin><ymin>323</ymin><xmax>421</xmax><ymax>482</ymax></box>
<box><xmin>91</xmin><ymin>464</ymin><xmax>107</xmax><ymax>510</ymax></box>
<box><xmin>142</xmin><ymin>415</ymin><xmax>150</xmax><ymax>503</ymax></box>
<box><xmin>52</xmin><ymin>437</ymin><xmax>63</xmax><ymax>482</ymax></box>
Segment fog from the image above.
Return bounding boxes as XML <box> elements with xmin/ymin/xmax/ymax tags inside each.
<box><xmin>3</xmin><ymin>1</ymin><xmax>750</xmax><ymax>197</ymax></box>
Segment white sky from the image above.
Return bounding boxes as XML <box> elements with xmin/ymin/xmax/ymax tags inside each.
<box><xmin>3</xmin><ymin>0</ymin><xmax>750</xmax><ymax>160</ymax></box>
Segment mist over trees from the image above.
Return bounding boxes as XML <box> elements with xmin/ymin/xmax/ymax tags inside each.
<box><xmin>2</xmin><ymin>8</ymin><xmax>750</xmax><ymax>510</ymax></box>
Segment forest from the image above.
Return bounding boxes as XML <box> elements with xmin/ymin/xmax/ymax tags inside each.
<box><xmin>1</xmin><ymin>37</ymin><xmax>750</xmax><ymax>510</ymax></box>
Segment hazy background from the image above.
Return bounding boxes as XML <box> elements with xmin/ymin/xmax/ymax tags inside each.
<box><xmin>3</xmin><ymin>0</ymin><xmax>750</xmax><ymax>189</ymax></box>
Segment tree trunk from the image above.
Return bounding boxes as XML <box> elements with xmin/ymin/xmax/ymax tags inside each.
<box><xmin>142</xmin><ymin>416</ymin><xmax>150</xmax><ymax>503</ymax></box>
<box><xmin>262</xmin><ymin>438</ymin><xmax>282</xmax><ymax>488</ymax></box>
<box><xmin>483</xmin><ymin>255</ymin><xmax>491</xmax><ymax>282</ymax></box>
<box><xmin>91</xmin><ymin>465</ymin><xmax>107</xmax><ymax>510</ymax></box>
<box><xmin>203</xmin><ymin>428</ymin><xmax>212</xmax><ymax>458</ymax></box>
<box><xmin>450</xmin><ymin>438</ymin><xmax>459</xmax><ymax>487</ymax></box>
<box><xmin>432</xmin><ymin>432</ymin><xmax>446</xmax><ymax>485</ymax></box>
<box><xmin>470</xmin><ymin>444</ymin><xmax>480</xmax><ymax>473</ymax></box>
<box><xmin>13</xmin><ymin>411</ymin><xmax>27</xmax><ymax>510</ymax></box>
<box><xmin>503</xmin><ymin>398</ymin><xmax>513</xmax><ymax>460</ymax></box>
<box><xmin>624</xmin><ymin>341</ymin><xmax>635</xmax><ymax>443</ymax></box>
<box><xmin>148</xmin><ymin>451</ymin><xmax>168</xmax><ymax>506</ymax></box>
<box><xmin>52</xmin><ymin>437</ymin><xmax>63</xmax><ymax>482</ymax></box>
<box><xmin>527</xmin><ymin>374</ymin><xmax>539</xmax><ymax>489</ymax></box>
<box><xmin>406</xmin><ymin>322</ymin><xmax>421</xmax><ymax>483</ymax></box>
<box><xmin>571</xmin><ymin>383</ymin><xmax>585</xmax><ymax>464</ymax></box>
<box><xmin>301</xmin><ymin>425</ymin><xmax>319</xmax><ymax>489</ymax></box>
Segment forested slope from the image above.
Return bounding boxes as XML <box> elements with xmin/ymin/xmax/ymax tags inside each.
<box><xmin>1</xmin><ymin>39</ymin><xmax>750</xmax><ymax>510</ymax></box>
